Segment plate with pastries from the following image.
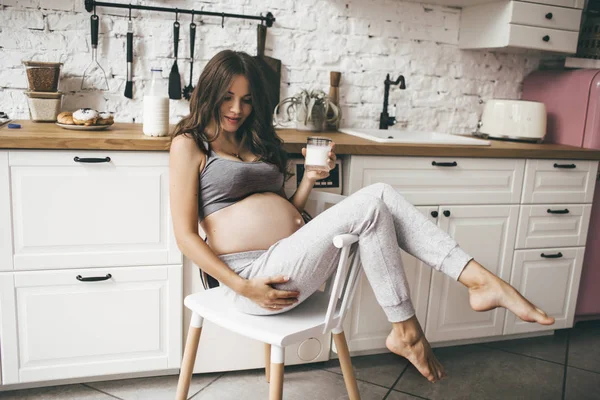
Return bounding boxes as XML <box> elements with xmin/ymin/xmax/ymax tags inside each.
<box><xmin>56</xmin><ymin>108</ymin><xmax>114</xmax><ymax>131</ymax></box>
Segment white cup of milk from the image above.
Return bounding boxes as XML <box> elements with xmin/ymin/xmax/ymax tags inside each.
<box><xmin>305</xmin><ymin>137</ymin><xmax>332</xmax><ymax>172</ymax></box>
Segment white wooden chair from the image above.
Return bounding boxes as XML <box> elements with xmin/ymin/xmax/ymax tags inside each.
<box><xmin>175</xmin><ymin>191</ymin><xmax>364</xmax><ymax>400</ymax></box>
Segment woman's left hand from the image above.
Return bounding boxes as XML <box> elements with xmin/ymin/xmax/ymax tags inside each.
<box><xmin>301</xmin><ymin>142</ymin><xmax>337</xmax><ymax>182</ymax></box>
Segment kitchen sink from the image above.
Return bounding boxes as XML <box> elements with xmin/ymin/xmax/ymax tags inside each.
<box><xmin>338</xmin><ymin>128</ymin><xmax>491</xmax><ymax>146</ymax></box>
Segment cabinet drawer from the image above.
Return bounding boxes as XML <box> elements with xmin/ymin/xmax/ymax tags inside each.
<box><xmin>521</xmin><ymin>160</ymin><xmax>598</xmax><ymax>204</ymax></box>
<box><xmin>13</xmin><ymin>264</ymin><xmax>182</xmax><ymax>383</ymax></box>
<box><xmin>345</xmin><ymin>156</ymin><xmax>525</xmax><ymax>205</ymax></box>
<box><xmin>516</xmin><ymin>204</ymin><xmax>592</xmax><ymax>249</ymax></box>
<box><xmin>527</xmin><ymin>0</ymin><xmax>584</xmax><ymax>9</ymax></box>
<box><xmin>9</xmin><ymin>150</ymin><xmax>180</xmax><ymax>270</ymax></box>
<box><xmin>510</xmin><ymin>2</ymin><xmax>582</xmax><ymax>31</ymax></box>
<box><xmin>505</xmin><ymin>247</ymin><xmax>584</xmax><ymax>334</ymax></box>
<box><xmin>507</xmin><ymin>24</ymin><xmax>579</xmax><ymax>53</ymax></box>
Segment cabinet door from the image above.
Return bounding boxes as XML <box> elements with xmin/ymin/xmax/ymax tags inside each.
<box><xmin>505</xmin><ymin>248</ymin><xmax>584</xmax><ymax>334</ymax></box>
<box><xmin>344</xmin><ymin>206</ymin><xmax>436</xmax><ymax>353</ymax></box>
<box><xmin>13</xmin><ymin>265</ymin><xmax>182</xmax><ymax>383</ymax></box>
<box><xmin>426</xmin><ymin>205</ymin><xmax>519</xmax><ymax>342</ymax></box>
<box><xmin>0</xmin><ymin>151</ymin><xmax>12</xmax><ymax>271</ymax></box>
<box><xmin>9</xmin><ymin>150</ymin><xmax>180</xmax><ymax>270</ymax></box>
<box><xmin>0</xmin><ymin>273</ymin><xmax>18</xmax><ymax>385</ymax></box>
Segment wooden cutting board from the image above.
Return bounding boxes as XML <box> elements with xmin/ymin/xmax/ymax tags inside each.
<box><xmin>254</xmin><ymin>24</ymin><xmax>281</xmax><ymax>113</ymax></box>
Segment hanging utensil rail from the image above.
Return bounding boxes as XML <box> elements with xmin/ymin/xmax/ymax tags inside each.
<box><xmin>84</xmin><ymin>0</ymin><xmax>276</xmax><ymax>27</ymax></box>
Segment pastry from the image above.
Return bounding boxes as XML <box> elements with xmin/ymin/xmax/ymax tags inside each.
<box><xmin>72</xmin><ymin>108</ymin><xmax>99</xmax><ymax>126</ymax></box>
<box><xmin>57</xmin><ymin>111</ymin><xmax>74</xmax><ymax>125</ymax></box>
<box><xmin>97</xmin><ymin>112</ymin><xmax>114</xmax><ymax>125</ymax></box>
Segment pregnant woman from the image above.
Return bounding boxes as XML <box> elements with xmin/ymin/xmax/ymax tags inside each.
<box><xmin>169</xmin><ymin>50</ymin><xmax>555</xmax><ymax>383</ymax></box>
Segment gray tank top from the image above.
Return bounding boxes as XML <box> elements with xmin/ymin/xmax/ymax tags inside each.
<box><xmin>198</xmin><ymin>141</ymin><xmax>284</xmax><ymax>221</ymax></box>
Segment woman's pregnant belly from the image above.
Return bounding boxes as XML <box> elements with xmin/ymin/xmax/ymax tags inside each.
<box><xmin>201</xmin><ymin>192</ymin><xmax>305</xmax><ymax>255</ymax></box>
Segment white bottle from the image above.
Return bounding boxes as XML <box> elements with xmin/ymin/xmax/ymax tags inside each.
<box><xmin>143</xmin><ymin>68</ymin><xmax>170</xmax><ymax>137</ymax></box>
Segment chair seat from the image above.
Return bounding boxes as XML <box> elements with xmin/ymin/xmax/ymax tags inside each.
<box><xmin>184</xmin><ymin>287</ymin><xmax>342</xmax><ymax>347</ymax></box>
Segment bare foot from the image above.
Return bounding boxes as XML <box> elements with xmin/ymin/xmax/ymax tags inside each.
<box><xmin>458</xmin><ymin>260</ymin><xmax>555</xmax><ymax>325</ymax></box>
<box><xmin>386</xmin><ymin>316</ymin><xmax>446</xmax><ymax>383</ymax></box>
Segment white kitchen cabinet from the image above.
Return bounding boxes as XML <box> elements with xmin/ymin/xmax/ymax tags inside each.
<box><xmin>9</xmin><ymin>150</ymin><xmax>180</xmax><ymax>270</ymax></box>
<box><xmin>401</xmin><ymin>0</ymin><xmax>584</xmax><ymax>8</ymax></box>
<box><xmin>12</xmin><ymin>264</ymin><xmax>181</xmax><ymax>383</ymax></box>
<box><xmin>504</xmin><ymin>248</ymin><xmax>585</xmax><ymax>334</ymax></box>
<box><xmin>425</xmin><ymin>204</ymin><xmax>519</xmax><ymax>342</ymax></box>
<box><xmin>344</xmin><ymin>156</ymin><xmax>525</xmax><ymax>206</ymax></box>
<box><xmin>459</xmin><ymin>1</ymin><xmax>582</xmax><ymax>53</ymax></box>
<box><xmin>343</xmin><ymin>206</ymin><xmax>435</xmax><ymax>353</ymax></box>
<box><xmin>521</xmin><ymin>159</ymin><xmax>598</xmax><ymax>204</ymax></box>
<box><xmin>0</xmin><ymin>151</ymin><xmax>12</xmax><ymax>271</ymax></box>
<box><xmin>0</xmin><ymin>273</ymin><xmax>18</xmax><ymax>385</ymax></box>
<box><xmin>342</xmin><ymin>156</ymin><xmax>524</xmax><ymax>352</ymax></box>
<box><xmin>515</xmin><ymin>204</ymin><xmax>592</xmax><ymax>249</ymax></box>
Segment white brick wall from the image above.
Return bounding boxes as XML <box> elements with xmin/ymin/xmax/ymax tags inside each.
<box><xmin>0</xmin><ymin>0</ymin><xmax>547</xmax><ymax>134</ymax></box>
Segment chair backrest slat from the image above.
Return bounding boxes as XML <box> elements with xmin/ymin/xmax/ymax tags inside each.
<box><xmin>335</xmin><ymin>252</ymin><xmax>363</xmax><ymax>330</ymax></box>
<box><xmin>301</xmin><ymin>191</ymin><xmax>363</xmax><ymax>336</ymax></box>
<box><xmin>322</xmin><ymin>245</ymin><xmax>351</xmax><ymax>333</ymax></box>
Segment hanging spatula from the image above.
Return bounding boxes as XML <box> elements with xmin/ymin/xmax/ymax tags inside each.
<box><xmin>168</xmin><ymin>18</ymin><xmax>182</xmax><ymax>100</ymax></box>
<box><xmin>183</xmin><ymin>17</ymin><xmax>196</xmax><ymax>101</ymax></box>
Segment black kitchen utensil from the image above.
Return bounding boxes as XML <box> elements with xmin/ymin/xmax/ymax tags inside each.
<box><xmin>124</xmin><ymin>7</ymin><xmax>133</xmax><ymax>99</ymax></box>
<box><xmin>253</xmin><ymin>24</ymin><xmax>281</xmax><ymax>112</ymax></box>
<box><xmin>81</xmin><ymin>13</ymin><xmax>109</xmax><ymax>91</ymax></box>
<box><xmin>182</xmin><ymin>16</ymin><xmax>196</xmax><ymax>101</ymax></box>
<box><xmin>168</xmin><ymin>15</ymin><xmax>182</xmax><ymax>100</ymax></box>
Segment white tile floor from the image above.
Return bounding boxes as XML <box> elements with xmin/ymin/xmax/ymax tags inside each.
<box><xmin>2</xmin><ymin>321</ymin><xmax>599</xmax><ymax>400</ymax></box>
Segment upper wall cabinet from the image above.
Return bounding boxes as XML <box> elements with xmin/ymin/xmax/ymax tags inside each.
<box><xmin>402</xmin><ymin>0</ymin><xmax>584</xmax><ymax>8</ymax></box>
<box><xmin>458</xmin><ymin>0</ymin><xmax>583</xmax><ymax>53</ymax></box>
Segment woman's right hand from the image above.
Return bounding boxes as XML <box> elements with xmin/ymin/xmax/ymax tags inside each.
<box><xmin>241</xmin><ymin>275</ymin><xmax>300</xmax><ymax>311</ymax></box>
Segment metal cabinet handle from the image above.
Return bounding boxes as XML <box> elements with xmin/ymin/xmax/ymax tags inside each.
<box><xmin>547</xmin><ymin>209</ymin><xmax>569</xmax><ymax>214</ymax></box>
<box><xmin>76</xmin><ymin>273</ymin><xmax>112</xmax><ymax>282</ymax></box>
<box><xmin>74</xmin><ymin>156</ymin><xmax>111</xmax><ymax>163</ymax></box>
<box><xmin>541</xmin><ymin>252</ymin><xmax>563</xmax><ymax>259</ymax></box>
<box><xmin>553</xmin><ymin>163</ymin><xmax>575</xmax><ymax>169</ymax></box>
<box><xmin>545</xmin><ymin>12</ymin><xmax>553</xmax><ymax>19</ymax></box>
<box><xmin>431</xmin><ymin>211</ymin><xmax>439</xmax><ymax>218</ymax></box>
<box><xmin>542</xmin><ymin>35</ymin><xmax>550</xmax><ymax>42</ymax></box>
<box><xmin>443</xmin><ymin>210</ymin><xmax>451</xmax><ymax>217</ymax></box>
<box><xmin>432</xmin><ymin>161</ymin><xmax>458</xmax><ymax>167</ymax></box>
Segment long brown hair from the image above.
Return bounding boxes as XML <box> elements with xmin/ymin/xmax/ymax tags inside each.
<box><xmin>172</xmin><ymin>50</ymin><xmax>291</xmax><ymax>181</ymax></box>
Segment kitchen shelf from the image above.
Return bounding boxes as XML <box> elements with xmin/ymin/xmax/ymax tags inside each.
<box><xmin>84</xmin><ymin>0</ymin><xmax>275</xmax><ymax>27</ymax></box>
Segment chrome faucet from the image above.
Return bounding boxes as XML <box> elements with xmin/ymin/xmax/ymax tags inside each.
<box><xmin>379</xmin><ymin>74</ymin><xmax>406</xmax><ymax>130</ymax></box>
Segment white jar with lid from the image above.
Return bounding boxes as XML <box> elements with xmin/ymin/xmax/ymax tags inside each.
<box><xmin>143</xmin><ymin>68</ymin><xmax>170</xmax><ymax>137</ymax></box>
<box><xmin>25</xmin><ymin>91</ymin><xmax>63</xmax><ymax>122</ymax></box>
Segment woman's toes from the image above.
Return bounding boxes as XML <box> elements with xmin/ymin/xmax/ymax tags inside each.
<box><xmin>533</xmin><ymin>307</ymin><xmax>555</xmax><ymax>324</ymax></box>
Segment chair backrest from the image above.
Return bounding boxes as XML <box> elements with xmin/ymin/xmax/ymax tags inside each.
<box><xmin>301</xmin><ymin>191</ymin><xmax>364</xmax><ymax>335</ymax></box>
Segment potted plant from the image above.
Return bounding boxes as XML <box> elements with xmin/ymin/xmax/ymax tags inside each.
<box><xmin>274</xmin><ymin>89</ymin><xmax>340</xmax><ymax>131</ymax></box>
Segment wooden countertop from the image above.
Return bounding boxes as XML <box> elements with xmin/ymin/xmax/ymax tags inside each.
<box><xmin>2</xmin><ymin>120</ymin><xmax>600</xmax><ymax>160</ymax></box>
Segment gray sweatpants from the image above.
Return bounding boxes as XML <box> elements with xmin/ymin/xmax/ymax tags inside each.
<box><xmin>218</xmin><ymin>183</ymin><xmax>472</xmax><ymax>323</ymax></box>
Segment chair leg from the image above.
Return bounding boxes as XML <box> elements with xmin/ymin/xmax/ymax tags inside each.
<box><xmin>269</xmin><ymin>345</ymin><xmax>285</xmax><ymax>400</ymax></box>
<box><xmin>264</xmin><ymin>343</ymin><xmax>271</xmax><ymax>382</ymax></box>
<box><xmin>333</xmin><ymin>331</ymin><xmax>361</xmax><ymax>400</ymax></box>
<box><xmin>176</xmin><ymin>313</ymin><xmax>204</xmax><ymax>400</ymax></box>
